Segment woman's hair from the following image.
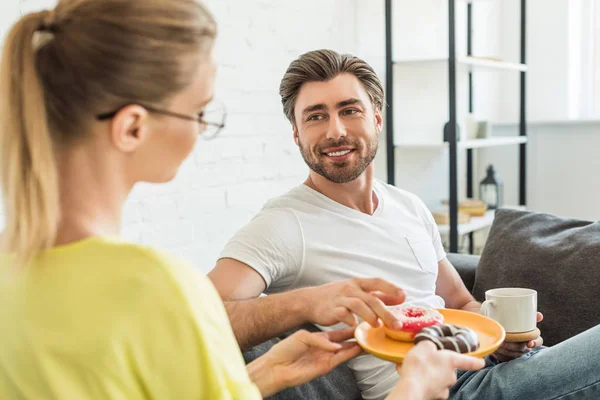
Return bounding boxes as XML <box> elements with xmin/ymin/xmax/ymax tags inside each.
<box><xmin>0</xmin><ymin>0</ymin><xmax>217</xmax><ymax>266</ymax></box>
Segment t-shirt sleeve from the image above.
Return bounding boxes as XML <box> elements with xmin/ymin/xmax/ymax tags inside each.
<box><xmin>218</xmin><ymin>208</ymin><xmax>304</xmax><ymax>292</ymax></box>
<box><xmin>414</xmin><ymin>198</ymin><xmax>447</xmax><ymax>262</ymax></box>
<box><xmin>127</xmin><ymin>250</ymin><xmax>261</xmax><ymax>400</ymax></box>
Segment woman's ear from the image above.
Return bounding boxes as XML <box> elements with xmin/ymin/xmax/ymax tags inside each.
<box><xmin>109</xmin><ymin>105</ymin><xmax>151</xmax><ymax>152</ymax></box>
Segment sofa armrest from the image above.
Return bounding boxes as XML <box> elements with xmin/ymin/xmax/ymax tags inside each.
<box><xmin>446</xmin><ymin>253</ymin><xmax>480</xmax><ymax>293</ymax></box>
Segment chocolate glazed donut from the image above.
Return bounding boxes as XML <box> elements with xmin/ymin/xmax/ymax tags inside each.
<box><xmin>414</xmin><ymin>324</ymin><xmax>479</xmax><ymax>353</ymax></box>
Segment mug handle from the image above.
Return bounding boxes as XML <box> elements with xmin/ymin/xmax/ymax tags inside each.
<box><xmin>480</xmin><ymin>300</ymin><xmax>496</xmax><ymax>316</ymax></box>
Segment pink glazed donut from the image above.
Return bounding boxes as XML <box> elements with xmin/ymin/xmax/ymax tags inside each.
<box><xmin>384</xmin><ymin>306</ymin><xmax>444</xmax><ymax>342</ymax></box>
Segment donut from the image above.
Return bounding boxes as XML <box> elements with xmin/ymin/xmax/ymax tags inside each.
<box><xmin>383</xmin><ymin>306</ymin><xmax>444</xmax><ymax>342</ymax></box>
<box><xmin>414</xmin><ymin>324</ymin><xmax>480</xmax><ymax>353</ymax></box>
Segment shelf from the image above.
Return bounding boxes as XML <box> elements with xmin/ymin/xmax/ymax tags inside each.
<box><xmin>459</xmin><ymin>136</ymin><xmax>528</xmax><ymax>148</ymax></box>
<box><xmin>395</xmin><ymin>142</ymin><xmax>450</xmax><ymax>149</ymax></box>
<box><xmin>490</xmin><ymin>119</ymin><xmax>600</xmax><ymax>128</ymax></box>
<box><xmin>385</xmin><ymin>0</ymin><xmax>528</xmax><ymax>254</ymax></box>
<box><xmin>437</xmin><ymin>206</ymin><xmax>526</xmax><ymax>235</ymax></box>
<box><xmin>395</xmin><ymin>136</ymin><xmax>527</xmax><ymax>149</ymax></box>
<box><xmin>393</xmin><ymin>56</ymin><xmax>527</xmax><ymax>72</ymax></box>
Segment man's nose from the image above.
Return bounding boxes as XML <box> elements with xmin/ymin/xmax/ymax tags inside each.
<box><xmin>326</xmin><ymin>114</ymin><xmax>347</xmax><ymax>141</ymax></box>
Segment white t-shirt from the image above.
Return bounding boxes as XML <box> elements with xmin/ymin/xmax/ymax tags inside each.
<box><xmin>219</xmin><ymin>180</ymin><xmax>447</xmax><ymax>400</ymax></box>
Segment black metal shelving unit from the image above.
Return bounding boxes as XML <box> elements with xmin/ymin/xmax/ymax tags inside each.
<box><xmin>385</xmin><ymin>0</ymin><xmax>395</xmax><ymax>186</ymax></box>
<box><xmin>385</xmin><ymin>0</ymin><xmax>528</xmax><ymax>254</ymax></box>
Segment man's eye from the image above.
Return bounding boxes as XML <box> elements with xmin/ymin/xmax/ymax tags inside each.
<box><xmin>342</xmin><ymin>108</ymin><xmax>359</xmax><ymax>116</ymax></box>
<box><xmin>307</xmin><ymin>114</ymin><xmax>324</xmax><ymax>121</ymax></box>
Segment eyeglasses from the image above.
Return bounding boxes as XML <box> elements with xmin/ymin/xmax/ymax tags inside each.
<box><xmin>96</xmin><ymin>99</ymin><xmax>226</xmax><ymax>140</ymax></box>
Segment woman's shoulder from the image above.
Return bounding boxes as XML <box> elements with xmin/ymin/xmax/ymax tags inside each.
<box><xmin>64</xmin><ymin>236</ymin><xmax>217</xmax><ymax>308</ymax></box>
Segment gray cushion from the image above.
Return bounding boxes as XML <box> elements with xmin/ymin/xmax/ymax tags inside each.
<box><xmin>447</xmin><ymin>253</ymin><xmax>479</xmax><ymax>291</ymax></box>
<box><xmin>472</xmin><ymin>209</ymin><xmax>600</xmax><ymax>346</ymax></box>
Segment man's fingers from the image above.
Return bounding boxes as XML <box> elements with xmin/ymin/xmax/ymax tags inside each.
<box><xmin>334</xmin><ymin>307</ymin><xmax>358</xmax><ymax>327</ymax></box>
<box><xmin>376</xmin><ymin>306</ymin><xmax>402</xmax><ymax>330</ymax></box>
<box><xmin>357</xmin><ymin>292</ymin><xmax>401</xmax><ymax>329</ymax></box>
<box><xmin>492</xmin><ymin>353</ymin><xmax>511</xmax><ymax>363</ymax></box>
<box><xmin>528</xmin><ymin>336</ymin><xmax>543</xmax><ymax>348</ymax></box>
<box><xmin>501</xmin><ymin>341</ymin><xmax>529</xmax><ymax>353</ymax></box>
<box><xmin>536</xmin><ymin>312</ymin><xmax>544</xmax><ymax>323</ymax></box>
<box><xmin>494</xmin><ymin>347</ymin><xmax>527</xmax><ymax>360</ymax></box>
<box><xmin>445</xmin><ymin>351</ymin><xmax>486</xmax><ymax>371</ymax></box>
<box><xmin>371</xmin><ymin>291</ymin><xmax>405</xmax><ymax>306</ymax></box>
<box><xmin>326</xmin><ymin>327</ymin><xmax>357</xmax><ymax>343</ymax></box>
<box><xmin>355</xmin><ymin>278</ymin><xmax>405</xmax><ymax>301</ymax></box>
<box><xmin>343</xmin><ymin>297</ymin><xmax>379</xmax><ymax>327</ymax></box>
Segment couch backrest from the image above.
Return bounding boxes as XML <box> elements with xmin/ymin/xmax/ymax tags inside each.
<box><xmin>472</xmin><ymin>209</ymin><xmax>600</xmax><ymax>346</ymax></box>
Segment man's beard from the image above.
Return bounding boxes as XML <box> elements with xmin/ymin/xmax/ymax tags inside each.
<box><xmin>298</xmin><ymin>135</ymin><xmax>378</xmax><ymax>184</ymax></box>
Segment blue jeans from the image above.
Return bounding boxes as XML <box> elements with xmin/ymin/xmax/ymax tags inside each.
<box><xmin>450</xmin><ymin>325</ymin><xmax>600</xmax><ymax>399</ymax></box>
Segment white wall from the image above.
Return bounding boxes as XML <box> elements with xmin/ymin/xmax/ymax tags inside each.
<box><xmin>486</xmin><ymin>120</ymin><xmax>600</xmax><ymax>221</ymax></box>
<box><xmin>496</xmin><ymin>0</ymin><xmax>571</xmax><ymax>122</ymax></box>
<box><xmin>479</xmin><ymin>0</ymin><xmax>596</xmax><ymax>210</ymax></box>
<box><xmin>0</xmin><ymin>0</ymin><xmax>360</xmax><ymax>273</ymax></box>
<box><xmin>526</xmin><ymin>121</ymin><xmax>600</xmax><ymax>220</ymax></box>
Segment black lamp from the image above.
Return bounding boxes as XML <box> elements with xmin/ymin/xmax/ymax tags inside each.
<box><xmin>479</xmin><ymin>164</ymin><xmax>503</xmax><ymax>210</ymax></box>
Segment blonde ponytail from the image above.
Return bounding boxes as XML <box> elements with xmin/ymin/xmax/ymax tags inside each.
<box><xmin>0</xmin><ymin>10</ymin><xmax>59</xmax><ymax>266</ymax></box>
<box><xmin>0</xmin><ymin>0</ymin><xmax>216</xmax><ymax>266</ymax></box>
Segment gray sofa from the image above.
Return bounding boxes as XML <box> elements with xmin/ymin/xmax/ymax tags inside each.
<box><xmin>243</xmin><ymin>209</ymin><xmax>600</xmax><ymax>399</ymax></box>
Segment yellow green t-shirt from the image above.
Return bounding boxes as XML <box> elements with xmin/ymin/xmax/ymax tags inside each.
<box><xmin>0</xmin><ymin>236</ymin><xmax>261</xmax><ymax>399</ymax></box>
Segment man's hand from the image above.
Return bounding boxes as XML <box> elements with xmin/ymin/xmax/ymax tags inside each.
<box><xmin>300</xmin><ymin>277</ymin><xmax>406</xmax><ymax>329</ymax></box>
<box><xmin>492</xmin><ymin>312</ymin><xmax>544</xmax><ymax>362</ymax></box>
<box><xmin>247</xmin><ymin>328</ymin><xmax>361</xmax><ymax>397</ymax></box>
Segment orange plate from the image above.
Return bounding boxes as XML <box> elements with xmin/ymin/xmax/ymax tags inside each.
<box><xmin>355</xmin><ymin>308</ymin><xmax>505</xmax><ymax>363</ymax></box>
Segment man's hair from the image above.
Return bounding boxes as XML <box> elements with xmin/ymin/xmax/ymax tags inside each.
<box><xmin>279</xmin><ymin>49</ymin><xmax>384</xmax><ymax>125</ymax></box>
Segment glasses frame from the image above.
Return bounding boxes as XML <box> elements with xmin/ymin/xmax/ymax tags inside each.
<box><xmin>96</xmin><ymin>102</ymin><xmax>226</xmax><ymax>140</ymax></box>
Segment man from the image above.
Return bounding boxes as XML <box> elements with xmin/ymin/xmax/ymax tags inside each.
<box><xmin>208</xmin><ymin>49</ymin><xmax>600</xmax><ymax>399</ymax></box>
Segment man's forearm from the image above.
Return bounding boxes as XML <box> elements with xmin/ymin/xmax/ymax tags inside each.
<box><xmin>460</xmin><ymin>299</ymin><xmax>481</xmax><ymax>314</ymax></box>
<box><xmin>225</xmin><ymin>288</ymin><xmax>312</xmax><ymax>350</ymax></box>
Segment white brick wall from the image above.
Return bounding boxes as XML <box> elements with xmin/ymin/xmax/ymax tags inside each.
<box><xmin>1</xmin><ymin>0</ymin><xmax>382</xmax><ymax>273</ymax></box>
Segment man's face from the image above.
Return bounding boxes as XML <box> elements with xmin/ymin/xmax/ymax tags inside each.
<box><xmin>292</xmin><ymin>73</ymin><xmax>382</xmax><ymax>184</ymax></box>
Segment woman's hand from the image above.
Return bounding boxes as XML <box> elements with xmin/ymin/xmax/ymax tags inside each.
<box><xmin>247</xmin><ymin>328</ymin><xmax>361</xmax><ymax>397</ymax></box>
<box><xmin>387</xmin><ymin>341</ymin><xmax>486</xmax><ymax>400</ymax></box>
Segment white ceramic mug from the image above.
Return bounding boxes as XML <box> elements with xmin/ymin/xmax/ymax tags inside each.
<box><xmin>480</xmin><ymin>288</ymin><xmax>537</xmax><ymax>333</ymax></box>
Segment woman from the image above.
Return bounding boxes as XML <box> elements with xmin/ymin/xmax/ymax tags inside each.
<box><xmin>0</xmin><ymin>0</ymin><xmax>483</xmax><ymax>399</ymax></box>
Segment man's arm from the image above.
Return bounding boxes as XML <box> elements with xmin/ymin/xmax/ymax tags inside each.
<box><xmin>435</xmin><ymin>258</ymin><xmax>480</xmax><ymax>313</ymax></box>
<box><xmin>208</xmin><ymin>257</ymin><xmax>311</xmax><ymax>350</ymax></box>
<box><xmin>209</xmin><ymin>257</ymin><xmax>406</xmax><ymax>350</ymax></box>
<box><xmin>418</xmin><ymin>196</ymin><xmax>480</xmax><ymax>313</ymax></box>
